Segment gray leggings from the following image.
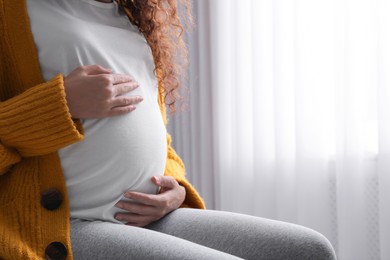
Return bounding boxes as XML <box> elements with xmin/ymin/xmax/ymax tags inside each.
<box><xmin>70</xmin><ymin>209</ymin><xmax>336</xmax><ymax>260</ymax></box>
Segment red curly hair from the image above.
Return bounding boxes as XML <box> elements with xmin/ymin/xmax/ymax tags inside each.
<box><xmin>116</xmin><ymin>0</ymin><xmax>192</xmax><ymax>114</ymax></box>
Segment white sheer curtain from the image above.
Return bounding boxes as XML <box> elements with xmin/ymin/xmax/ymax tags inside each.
<box><xmin>169</xmin><ymin>0</ymin><xmax>390</xmax><ymax>259</ymax></box>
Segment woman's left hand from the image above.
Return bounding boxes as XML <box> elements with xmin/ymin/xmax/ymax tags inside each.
<box><xmin>114</xmin><ymin>176</ymin><xmax>186</xmax><ymax>227</ymax></box>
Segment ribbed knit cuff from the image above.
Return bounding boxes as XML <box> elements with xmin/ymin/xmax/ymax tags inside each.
<box><xmin>0</xmin><ymin>144</ymin><xmax>21</xmax><ymax>175</ymax></box>
<box><xmin>0</xmin><ymin>74</ymin><xmax>84</xmax><ymax>157</ymax></box>
<box><xmin>177</xmin><ymin>179</ymin><xmax>206</xmax><ymax>209</ymax></box>
<box><xmin>165</xmin><ymin>150</ymin><xmax>206</xmax><ymax>210</ymax></box>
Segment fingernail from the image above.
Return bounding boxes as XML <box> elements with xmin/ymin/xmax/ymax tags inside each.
<box><xmin>154</xmin><ymin>176</ymin><xmax>161</xmax><ymax>185</ymax></box>
<box><xmin>125</xmin><ymin>192</ymin><xmax>132</xmax><ymax>198</ymax></box>
<box><xmin>115</xmin><ymin>215</ymin><xmax>123</xmax><ymax>220</ymax></box>
<box><xmin>137</xmin><ymin>96</ymin><xmax>143</xmax><ymax>102</ymax></box>
<box><xmin>115</xmin><ymin>202</ymin><xmax>123</xmax><ymax>209</ymax></box>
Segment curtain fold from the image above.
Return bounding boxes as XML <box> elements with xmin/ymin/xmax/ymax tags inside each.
<box><xmin>169</xmin><ymin>0</ymin><xmax>390</xmax><ymax>259</ymax></box>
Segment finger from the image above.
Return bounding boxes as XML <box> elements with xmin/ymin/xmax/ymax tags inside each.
<box><xmin>112</xmin><ymin>74</ymin><xmax>134</xmax><ymax>85</ymax></box>
<box><xmin>124</xmin><ymin>191</ymin><xmax>162</xmax><ymax>207</ymax></box>
<box><xmin>151</xmin><ymin>176</ymin><xmax>160</xmax><ymax>186</ymax></box>
<box><xmin>111</xmin><ymin>96</ymin><xmax>143</xmax><ymax>108</ymax></box>
<box><xmin>115</xmin><ymin>201</ymin><xmax>156</xmax><ymax>216</ymax></box>
<box><xmin>115</xmin><ymin>213</ymin><xmax>158</xmax><ymax>225</ymax></box>
<box><xmin>81</xmin><ymin>65</ymin><xmax>112</xmax><ymax>75</ymax></box>
<box><xmin>108</xmin><ymin>105</ymin><xmax>136</xmax><ymax>117</ymax></box>
<box><xmin>114</xmin><ymin>81</ymin><xmax>140</xmax><ymax>96</ymax></box>
<box><xmin>153</xmin><ymin>176</ymin><xmax>177</xmax><ymax>189</ymax></box>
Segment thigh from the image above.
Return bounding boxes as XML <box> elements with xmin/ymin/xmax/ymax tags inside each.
<box><xmin>146</xmin><ymin>209</ymin><xmax>337</xmax><ymax>260</ymax></box>
<box><xmin>70</xmin><ymin>218</ymin><xmax>242</xmax><ymax>260</ymax></box>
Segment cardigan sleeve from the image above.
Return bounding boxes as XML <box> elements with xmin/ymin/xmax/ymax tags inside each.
<box><xmin>164</xmin><ymin>133</ymin><xmax>206</xmax><ymax>209</ymax></box>
<box><xmin>0</xmin><ymin>74</ymin><xmax>84</xmax><ymax>175</ymax></box>
<box><xmin>0</xmin><ymin>144</ymin><xmax>20</xmax><ymax>175</ymax></box>
<box><xmin>157</xmin><ymin>90</ymin><xmax>206</xmax><ymax>209</ymax></box>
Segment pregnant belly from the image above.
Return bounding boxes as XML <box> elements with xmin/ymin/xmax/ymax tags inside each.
<box><xmin>59</xmin><ymin>105</ymin><xmax>167</xmax><ymax>223</ymax></box>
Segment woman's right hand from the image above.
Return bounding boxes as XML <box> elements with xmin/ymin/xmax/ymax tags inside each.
<box><xmin>64</xmin><ymin>65</ymin><xmax>143</xmax><ymax>119</ymax></box>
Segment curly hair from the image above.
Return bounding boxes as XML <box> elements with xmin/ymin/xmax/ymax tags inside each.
<box><xmin>116</xmin><ymin>0</ymin><xmax>192</xmax><ymax>114</ymax></box>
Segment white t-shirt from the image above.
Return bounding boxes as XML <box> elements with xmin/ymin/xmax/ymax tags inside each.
<box><xmin>27</xmin><ymin>0</ymin><xmax>167</xmax><ymax>223</ymax></box>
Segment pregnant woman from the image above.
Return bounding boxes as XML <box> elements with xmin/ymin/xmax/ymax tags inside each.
<box><xmin>0</xmin><ymin>0</ymin><xmax>337</xmax><ymax>259</ymax></box>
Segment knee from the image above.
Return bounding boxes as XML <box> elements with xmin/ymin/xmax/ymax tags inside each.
<box><xmin>295</xmin><ymin>227</ymin><xmax>337</xmax><ymax>260</ymax></box>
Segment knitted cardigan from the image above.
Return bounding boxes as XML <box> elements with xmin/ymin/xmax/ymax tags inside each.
<box><xmin>0</xmin><ymin>0</ymin><xmax>205</xmax><ymax>259</ymax></box>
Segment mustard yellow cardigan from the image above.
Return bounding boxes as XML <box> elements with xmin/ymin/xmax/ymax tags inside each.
<box><xmin>0</xmin><ymin>1</ymin><xmax>205</xmax><ymax>259</ymax></box>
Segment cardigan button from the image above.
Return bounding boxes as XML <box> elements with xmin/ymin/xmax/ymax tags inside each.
<box><xmin>41</xmin><ymin>188</ymin><xmax>63</xmax><ymax>210</ymax></box>
<box><xmin>45</xmin><ymin>242</ymin><xmax>67</xmax><ymax>260</ymax></box>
